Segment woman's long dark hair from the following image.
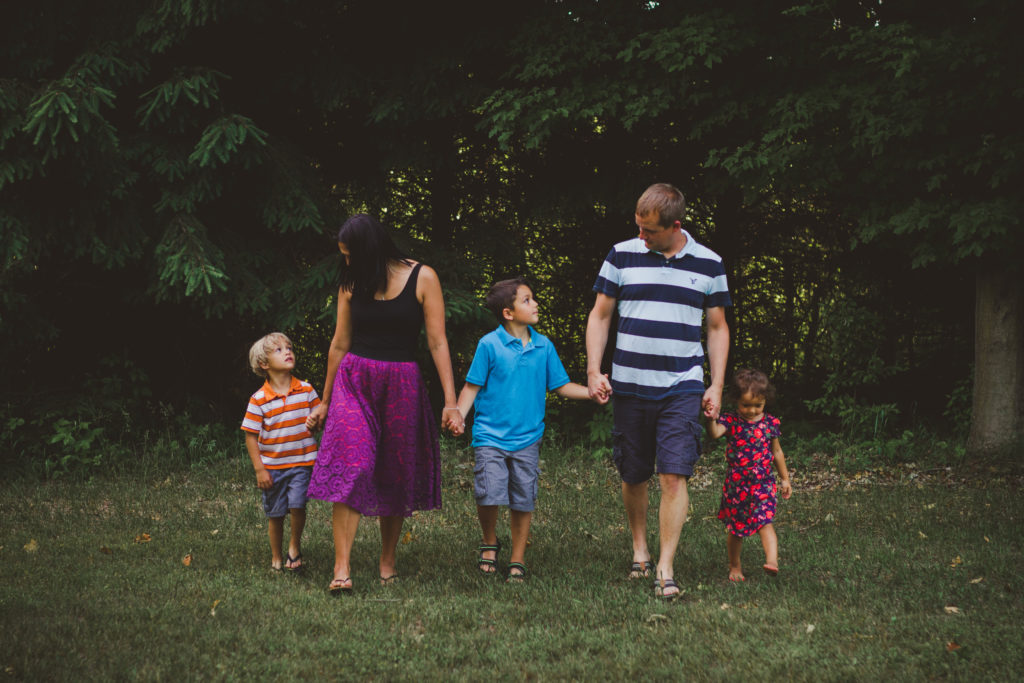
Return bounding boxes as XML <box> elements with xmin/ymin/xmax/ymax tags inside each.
<box><xmin>336</xmin><ymin>214</ymin><xmax>411</xmax><ymax>297</ymax></box>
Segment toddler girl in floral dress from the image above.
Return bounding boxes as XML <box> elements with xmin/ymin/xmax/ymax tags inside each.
<box><xmin>707</xmin><ymin>369</ymin><xmax>792</xmax><ymax>581</ymax></box>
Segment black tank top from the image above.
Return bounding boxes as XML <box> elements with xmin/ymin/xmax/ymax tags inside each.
<box><xmin>348</xmin><ymin>263</ymin><xmax>424</xmax><ymax>362</ymax></box>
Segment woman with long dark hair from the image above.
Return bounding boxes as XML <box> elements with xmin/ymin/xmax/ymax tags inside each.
<box><xmin>306</xmin><ymin>214</ymin><xmax>463</xmax><ymax>594</ymax></box>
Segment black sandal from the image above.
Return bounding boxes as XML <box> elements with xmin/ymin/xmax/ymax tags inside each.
<box><xmin>506</xmin><ymin>562</ymin><xmax>527</xmax><ymax>583</ymax></box>
<box><xmin>629</xmin><ymin>559</ymin><xmax>654</xmax><ymax>580</ymax></box>
<box><xmin>477</xmin><ymin>540</ymin><xmax>502</xmax><ymax>575</ymax></box>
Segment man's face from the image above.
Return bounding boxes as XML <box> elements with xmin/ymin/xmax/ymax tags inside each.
<box><xmin>635</xmin><ymin>212</ymin><xmax>678</xmax><ymax>253</ymax></box>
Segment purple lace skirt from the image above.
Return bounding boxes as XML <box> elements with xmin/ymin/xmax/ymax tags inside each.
<box><xmin>307</xmin><ymin>353</ymin><xmax>441</xmax><ymax>516</ymax></box>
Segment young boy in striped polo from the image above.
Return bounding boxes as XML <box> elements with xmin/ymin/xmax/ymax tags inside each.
<box><xmin>241</xmin><ymin>332</ymin><xmax>321</xmax><ymax>572</ymax></box>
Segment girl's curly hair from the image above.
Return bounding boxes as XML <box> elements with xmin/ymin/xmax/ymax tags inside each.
<box><xmin>730</xmin><ymin>368</ymin><xmax>776</xmax><ymax>402</ymax></box>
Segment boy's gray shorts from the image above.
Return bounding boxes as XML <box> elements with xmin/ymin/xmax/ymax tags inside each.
<box><xmin>261</xmin><ymin>466</ymin><xmax>312</xmax><ymax>518</ymax></box>
<box><xmin>474</xmin><ymin>440</ymin><xmax>541</xmax><ymax>512</ymax></box>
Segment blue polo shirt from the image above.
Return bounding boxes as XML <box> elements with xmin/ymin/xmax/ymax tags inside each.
<box><xmin>465</xmin><ymin>325</ymin><xmax>571</xmax><ymax>450</ymax></box>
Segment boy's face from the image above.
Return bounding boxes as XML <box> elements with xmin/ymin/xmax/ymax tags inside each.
<box><xmin>505</xmin><ymin>285</ymin><xmax>539</xmax><ymax>326</ymax></box>
<box><xmin>261</xmin><ymin>339</ymin><xmax>295</xmax><ymax>374</ymax></box>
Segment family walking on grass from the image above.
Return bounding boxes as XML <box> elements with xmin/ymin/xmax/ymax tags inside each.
<box><xmin>240</xmin><ymin>183</ymin><xmax>792</xmax><ymax>599</ymax></box>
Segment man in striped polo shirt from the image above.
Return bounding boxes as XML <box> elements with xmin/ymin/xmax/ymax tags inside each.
<box><xmin>241</xmin><ymin>332</ymin><xmax>321</xmax><ymax>572</ymax></box>
<box><xmin>586</xmin><ymin>183</ymin><xmax>731</xmax><ymax>600</ymax></box>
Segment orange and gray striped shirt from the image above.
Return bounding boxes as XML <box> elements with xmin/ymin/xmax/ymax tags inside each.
<box><xmin>241</xmin><ymin>376</ymin><xmax>320</xmax><ymax>469</ymax></box>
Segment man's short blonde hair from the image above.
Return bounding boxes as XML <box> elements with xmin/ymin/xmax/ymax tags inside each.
<box><xmin>636</xmin><ymin>183</ymin><xmax>686</xmax><ymax>228</ymax></box>
<box><xmin>248</xmin><ymin>332</ymin><xmax>292</xmax><ymax>377</ymax></box>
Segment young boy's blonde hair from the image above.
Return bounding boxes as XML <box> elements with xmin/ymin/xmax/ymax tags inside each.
<box><xmin>248</xmin><ymin>332</ymin><xmax>292</xmax><ymax>378</ymax></box>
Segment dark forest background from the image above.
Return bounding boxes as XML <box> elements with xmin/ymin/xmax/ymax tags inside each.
<box><xmin>2</xmin><ymin>0</ymin><xmax>1021</xmax><ymax>473</ymax></box>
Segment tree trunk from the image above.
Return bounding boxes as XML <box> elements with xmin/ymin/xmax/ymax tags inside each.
<box><xmin>968</xmin><ymin>268</ymin><xmax>1024</xmax><ymax>455</ymax></box>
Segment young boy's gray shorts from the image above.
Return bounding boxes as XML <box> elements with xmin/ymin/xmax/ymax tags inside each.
<box><xmin>261</xmin><ymin>466</ymin><xmax>312</xmax><ymax>518</ymax></box>
<box><xmin>474</xmin><ymin>440</ymin><xmax>541</xmax><ymax>512</ymax></box>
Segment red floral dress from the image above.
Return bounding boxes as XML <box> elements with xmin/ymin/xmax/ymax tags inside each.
<box><xmin>716</xmin><ymin>412</ymin><xmax>781</xmax><ymax>537</ymax></box>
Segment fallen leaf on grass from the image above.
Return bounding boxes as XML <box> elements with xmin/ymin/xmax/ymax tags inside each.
<box><xmin>950</xmin><ymin>556</ymin><xmax>962</xmax><ymax>568</ymax></box>
<box><xmin>946</xmin><ymin>641</ymin><xmax>961</xmax><ymax>652</ymax></box>
<box><xmin>970</xmin><ymin>577</ymin><xmax>983</xmax><ymax>584</ymax></box>
<box><xmin>401</xmin><ymin>532</ymin><xmax>413</xmax><ymax>545</ymax></box>
<box><xmin>23</xmin><ymin>539</ymin><xmax>38</xmax><ymax>553</ymax></box>
<box><xmin>210</xmin><ymin>599</ymin><xmax>221</xmax><ymax>616</ymax></box>
<box><xmin>211</xmin><ymin>529</ymin><xmax>219</xmax><ymax>535</ymax></box>
<box><xmin>720</xmin><ymin>603</ymin><xmax>730</xmax><ymax>610</ymax></box>
<box><xmin>183</xmin><ymin>553</ymin><xmax>193</xmax><ymax>567</ymax></box>
<box><xmin>806</xmin><ymin>624</ymin><xmax>816</xmax><ymax>634</ymax></box>
<box><xmin>944</xmin><ymin>605</ymin><xmax>961</xmax><ymax>615</ymax></box>
<box><xmin>99</xmin><ymin>546</ymin><xmax>112</xmax><ymax>555</ymax></box>
<box><xmin>918</xmin><ymin>531</ymin><xmax>928</xmax><ymax>539</ymax></box>
<box><xmin>984</xmin><ymin>536</ymin><xmax>990</xmax><ymax>543</ymax></box>
<box><xmin>824</xmin><ymin>513</ymin><xmax>835</xmax><ymax>522</ymax></box>
<box><xmin>924</xmin><ymin>503</ymin><xmax>936</xmax><ymax>510</ymax></box>
<box><xmin>646</xmin><ymin>614</ymin><xmax>669</xmax><ymax>623</ymax></box>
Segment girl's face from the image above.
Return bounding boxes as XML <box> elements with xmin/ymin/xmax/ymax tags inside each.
<box><xmin>338</xmin><ymin>242</ymin><xmax>351</xmax><ymax>265</ymax></box>
<box><xmin>736</xmin><ymin>392</ymin><xmax>766</xmax><ymax>422</ymax></box>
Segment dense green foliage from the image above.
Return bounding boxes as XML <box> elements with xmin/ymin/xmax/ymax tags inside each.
<box><xmin>2</xmin><ymin>1</ymin><xmax>1020</xmax><ymax>468</ymax></box>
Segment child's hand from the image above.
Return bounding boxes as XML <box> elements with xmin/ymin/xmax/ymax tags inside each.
<box><xmin>779</xmin><ymin>479</ymin><xmax>792</xmax><ymax>499</ymax></box>
<box><xmin>255</xmin><ymin>469</ymin><xmax>273</xmax><ymax>490</ymax></box>
<box><xmin>305</xmin><ymin>404</ymin><xmax>326</xmax><ymax>431</ymax></box>
<box><xmin>442</xmin><ymin>408</ymin><xmax>464</xmax><ymax>436</ymax></box>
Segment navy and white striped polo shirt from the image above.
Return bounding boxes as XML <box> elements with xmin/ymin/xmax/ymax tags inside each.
<box><xmin>593</xmin><ymin>232</ymin><xmax>731</xmax><ymax>400</ymax></box>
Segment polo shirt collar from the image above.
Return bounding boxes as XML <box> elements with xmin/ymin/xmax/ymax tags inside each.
<box><xmin>261</xmin><ymin>375</ymin><xmax>303</xmax><ymax>400</ymax></box>
<box><xmin>495</xmin><ymin>325</ymin><xmax>545</xmax><ymax>348</ymax></box>
<box><xmin>643</xmin><ymin>228</ymin><xmax>696</xmax><ymax>260</ymax></box>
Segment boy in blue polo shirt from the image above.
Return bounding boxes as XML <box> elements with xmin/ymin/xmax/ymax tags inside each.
<box><xmin>450</xmin><ymin>277</ymin><xmax>602</xmax><ymax>581</ymax></box>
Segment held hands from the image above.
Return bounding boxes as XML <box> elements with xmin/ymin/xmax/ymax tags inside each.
<box><xmin>779</xmin><ymin>479</ymin><xmax>792</xmax><ymax>500</ymax></box>
<box><xmin>442</xmin><ymin>407</ymin><xmax>465</xmax><ymax>436</ymax></box>
<box><xmin>588</xmin><ymin>373</ymin><xmax>612</xmax><ymax>405</ymax></box>
<box><xmin>305</xmin><ymin>403</ymin><xmax>327</xmax><ymax>431</ymax></box>
<box><xmin>702</xmin><ymin>385</ymin><xmax>724</xmax><ymax>420</ymax></box>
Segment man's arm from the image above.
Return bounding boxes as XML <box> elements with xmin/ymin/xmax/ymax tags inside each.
<box><xmin>585</xmin><ymin>293</ymin><xmax>616</xmax><ymax>402</ymax></box>
<box><xmin>702</xmin><ymin>306</ymin><xmax>729</xmax><ymax>419</ymax></box>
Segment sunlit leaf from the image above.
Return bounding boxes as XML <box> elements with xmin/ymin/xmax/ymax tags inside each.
<box><xmin>134</xmin><ymin>533</ymin><xmax>152</xmax><ymax>543</ymax></box>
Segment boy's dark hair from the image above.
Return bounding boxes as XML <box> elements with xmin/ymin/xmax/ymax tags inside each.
<box><xmin>485</xmin><ymin>277</ymin><xmax>530</xmax><ymax>323</ymax></box>
<box><xmin>730</xmin><ymin>368</ymin><xmax>776</xmax><ymax>402</ymax></box>
<box><xmin>336</xmin><ymin>214</ymin><xmax>411</xmax><ymax>297</ymax></box>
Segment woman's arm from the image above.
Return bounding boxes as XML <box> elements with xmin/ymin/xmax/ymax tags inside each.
<box><xmin>309</xmin><ymin>286</ymin><xmax>351</xmax><ymax>424</ymax></box>
<box><xmin>418</xmin><ymin>265</ymin><xmax>462</xmax><ymax>429</ymax></box>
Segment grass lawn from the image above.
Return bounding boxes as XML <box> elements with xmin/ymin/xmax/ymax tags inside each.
<box><xmin>1</xmin><ymin>443</ymin><xmax>1021</xmax><ymax>680</ymax></box>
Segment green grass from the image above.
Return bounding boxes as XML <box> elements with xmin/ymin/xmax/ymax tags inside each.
<box><xmin>1</xmin><ymin>443</ymin><xmax>1021</xmax><ymax>681</ymax></box>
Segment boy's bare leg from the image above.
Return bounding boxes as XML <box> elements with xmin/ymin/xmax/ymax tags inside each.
<box><xmin>509</xmin><ymin>510</ymin><xmax>531</xmax><ymax>566</ymax></box>
<box><xmin>477</xmin><ymin>505</ymin><xmax>499</xmax><ymax>572</ymax></box>
<box><xmin>655</xmin><ymin>473</ymin><xmax>688</xmax><ymax>594</ymax></box>
<box><xmin>378</xmin><ymin>515</ymin><xmax>403</xmax><ymax>580</ymax></box>
<box><xmin>331</xmin><ymin>503</ymin><xmax>360</xmax><ymax>585</ymax></box>
<box><xmin>759</xmin><ymin>523</ymin><xmax>779</xmax><ymax>570</ymax></box>
<box><xmin>622</xmin><ymin>481</ymin><xmax>652</xmax><ymax>565</ymax></box>
<box><xmin>286</xmin><ymin>508</ymin><xmax>306</xmax><ymax>569</ymax></box>
<box><xmin>268</xmin><ymin>516</ymin><xmax>285</xmax><ymax>570</ymax></box>
<box><xmin>727</xmin><ymin>532</ymin><xmax>745</xmax><ymax>581</ymax></box>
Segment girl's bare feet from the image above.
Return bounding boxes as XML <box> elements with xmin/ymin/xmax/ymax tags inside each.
<box><xmin>729</xmin><ymin>567</ymin><xmax>746</xmax><ymax>582</ymax></box>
